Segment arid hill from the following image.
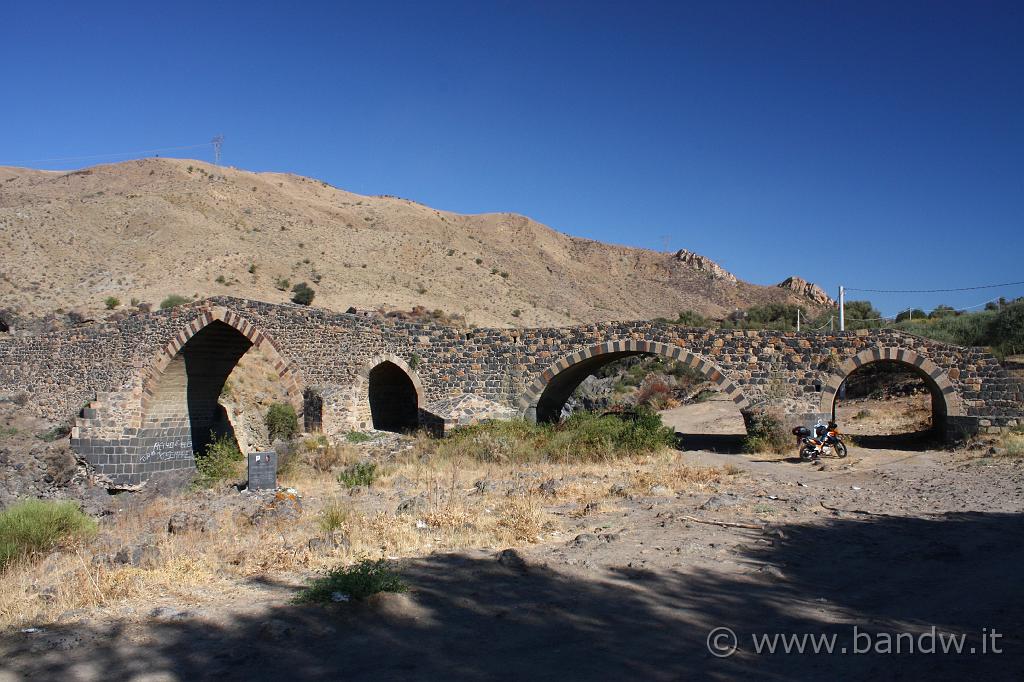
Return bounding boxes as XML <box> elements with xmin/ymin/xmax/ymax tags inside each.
<box><xmin>0</xmin><ymin>158</ymin><xmax>831</xmax><ymax>327</ymax></box>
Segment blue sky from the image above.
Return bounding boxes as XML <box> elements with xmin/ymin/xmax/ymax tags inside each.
<box><xmin>3</xmin><ymin>1</ymin><xmax>1022</xmax><ymax>315</ymax></box>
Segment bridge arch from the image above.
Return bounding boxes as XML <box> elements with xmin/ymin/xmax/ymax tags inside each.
<box><xmin>140</xmin><ymin>307</ymin><xmax>304</xmax><ymax>455</ymax></box>
<box><xmin>819</xmin><ymin>346</ymin><xmax>964</xmax><ymax>429</ymax></box>
<box><xmin>351</xmin><ymin>354</ymin><xmax>424</xmax><ymax>432</ymax></box>
<box><xmin>519</xmin><ymin>340</ymin><xmax>749</xmax><ymax>423</ymax></box>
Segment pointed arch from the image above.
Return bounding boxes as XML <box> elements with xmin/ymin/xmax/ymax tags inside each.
<box><xmin>140</xmin><ymin>306</ymin><xmax>303</xmax><ymax>414</ymax></box>
<box><xmin>350</xmin><ymin>354</ymin><xmax>425</xmax><ymax>432</ymax></box>
<box><xmin>519</xmin><ymin>340</ymin><xmax>749</xmax><ymax>422</ymax></box>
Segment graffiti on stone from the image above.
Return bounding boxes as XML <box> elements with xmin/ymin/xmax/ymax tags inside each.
<box><xmin>140</xmin><ymin>439</ymin><xmax>193</xmax><ymax>463</ymax></box>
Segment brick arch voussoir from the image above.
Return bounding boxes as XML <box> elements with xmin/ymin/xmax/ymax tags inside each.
<box><xmin>818</xmin><ymin>346</ymin><xmax>963</xmax><ymax>417</ymax></box>
<box><xmin>140</xmin><ymin>306</ymin><xmax>305</xmax><ymax>415</ymax></box>
<box><xmin>519</xmin><ymin>339</ymin><xmax>750</xmax><ymax>417</ymax></box>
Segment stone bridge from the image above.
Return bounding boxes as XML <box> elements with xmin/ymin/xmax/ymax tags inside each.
<box><xmin>0</xmin><ymin>297</ymin><xmax>1020</xmax><ymax>485</ymax></box>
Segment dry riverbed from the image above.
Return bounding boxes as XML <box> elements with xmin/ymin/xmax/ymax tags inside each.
<box><xmin>1</xmin><ymin>403</ymin><xmax>1022</xmax><ymax>681</ymax></box>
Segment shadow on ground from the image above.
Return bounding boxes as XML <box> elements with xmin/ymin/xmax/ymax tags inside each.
<box><xmin>2</xmin><ymin>513</ymin><xmax>1021</xmax><ymax>681</ymax></box>
<box><xmin>849</xmin><ymin>428</ymin><xmax>942</xmax><ymax>451</ymax></box>
<box><xmin>676</xmin><ymin>432</ymin><xmax>747</xmax><ymax>454</ymax></box>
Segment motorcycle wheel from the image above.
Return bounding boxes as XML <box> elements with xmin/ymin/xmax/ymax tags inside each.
<box><xmin>799</xmin><ymin>445</ymin><xmax>817</xmax><ymax>461</ymax></box>
<box><xmin>835</xmin><ymin>441</ymin><xmax>848</xmax><ymax>458</ymax></box>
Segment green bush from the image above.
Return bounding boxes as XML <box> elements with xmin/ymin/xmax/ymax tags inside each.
<box><xmin>291</xmin><ymin>282</ymin><xmax>315</xmax><ymax>305</ymax></box>
<box><xmin>0</xmin><ymin>499</ymin><xmax>97</xmax><ymax>569</ymax></box>
<box><xmin>104</xmin><ymin>296</ymin><xmax>120</xmax><ymax>310</ymax></box>
<box><xmin>439</xmin><ymin>408</ymin><xmax>676</xmax><ymax>464</ymax></box>
<box><xmin>344</xmin><ymin>431</ymin><xmax>373</xmax><ymax>444</ymax></box>
<box><xmin>194</xmin><ymin>432</ymin><xmax>243</xmax><ymax>487</ymax></box>
<box><xmin>742</xmin><ymin>412</ymin><xmax>789</xmax><ymax>454</ymax></box>
<box><xmin>35</xmin><ymin>424</ymin><xmax>71</xmax><ymax>442</ymax></box>
<box><xmin>159</xmin><ymin>294</ymin><xmax>190</xmax><ymax>310</ymax></box>
<box><xmin>274</xmin><ymin>277</ymin><xmax>291</xmax><ymax>292</ymax></box>
<box><xmin>293</xmin><ymin>559</ymin><xmax>406</xmax><ymax>603</ymax></box>
<box><xmin>892</xmin><ymin>300</ymin><xmax>1024</xmax><ymax>357</ymax></box>
<box><xmin>265</xmin><ymin>403</ymin><xmax>299</xmax><ymax>442</ymax></box>
<box><xmin>338</xmin><ymin>462</ymin><xmax>377</xmax><ymax>488</ymax></box>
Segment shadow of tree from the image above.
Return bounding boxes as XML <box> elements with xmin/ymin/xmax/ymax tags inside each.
<box><xmin>2</xmin><ymin>513</ymin><xmax>1021</xmax><ymax>680</ymax></box>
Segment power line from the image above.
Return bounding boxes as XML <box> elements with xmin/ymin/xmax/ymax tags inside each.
<box><xmin>845</xmin><ymin>280</ymin><xmax>1024</xmax><ymax>294</ymax></box>
<box><xmin>0</xmin><ymin>142</ymin><xmax>215</xmax><ymax>166</ymax></box>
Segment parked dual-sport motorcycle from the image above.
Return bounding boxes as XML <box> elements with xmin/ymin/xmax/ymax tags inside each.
<box><xmin>792</xmin><ymin>420</ymin><xmax>848</xmax><ymax>460</ymax></box>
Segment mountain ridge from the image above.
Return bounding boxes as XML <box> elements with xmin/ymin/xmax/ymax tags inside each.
<box><xmin>0</xmin><ymin>157</ymin><xmax>832</xmax><ymax>328</ymax></box>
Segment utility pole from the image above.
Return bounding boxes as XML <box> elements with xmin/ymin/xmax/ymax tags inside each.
<box><xmin>838</xmin><ymin>285</ymin><xmax>845</xmax><ymax>331</ymax></box>
<box><xmin>211</xmin><ymin>135</ymin><xmax>224</xmax><ymax>165</ymax></box>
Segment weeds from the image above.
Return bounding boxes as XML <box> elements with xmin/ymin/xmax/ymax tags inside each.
<box><xmin>0</xmin><ymin>500</ymin><xmax>97</xmax><ymax>570</ymax></box>
<box><xmin>318</xmin><ymin>499</ymin><xmax>351</xmax><ymax>534</ymax></box>
<box><xmin>293</xmin><ymin>559</ymin><xmax>406</xmax><ymax>603</ymax></box>
<box><xmin>438</xmin><ymin>408</ymin><xmax>676</xmax><ymax>464</ymax></box>
<box><xmin>345</xmin><ymin>431</ymin><xmax>374</xmax><ymax>444</ymax></box>
<box><xmin>742</xmin><ymin>412</ymin><xmax>789</xmax><ymax>454</ymax></box>
<box><xmin>36</xmin><ymin>425</ymin><xmax>71</xmax><ymax>442</ymax></box>
<box><xmin>338</xmin><ymin>462</ymin><xmax>378</xmax><ymax>488</ymax></box>
<box><xmin>193</xmin><ymin>432</ymin><xmax>243</xmax><ymax>488</ymax></box>
<box><xmin>265</xmin><ymin>403</ymin><xmax>298</xmax><ymax>442</ymax></box>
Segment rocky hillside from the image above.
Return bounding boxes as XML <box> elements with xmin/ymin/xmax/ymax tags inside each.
<box><xmin>0</xmin><ymin>158</ymin><xmax>832</xmax><ymax>328</ymax></box>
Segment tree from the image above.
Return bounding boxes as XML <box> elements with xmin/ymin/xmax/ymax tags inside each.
<box><xmin>291</xmin><ymin>282</ymin><xmax>315</xmax><ymax>306</ymax></box>
<box><xmin>895</xmin><ymin>308</ymin><xmax>927</xmax><ymax>322</ymax></box>
<box><xmin>985</xmin><ymin>301</ymin><xmax>1024</xmax><ymax>356</ymax></box>
<box><xmin>929</xmin><ymin>304</ymin><xmax>959</xmax><ymax>319</ymax></box>
<box><xmin>843</xmin><ymin>300</ymin><xmax>884</xmax><ymax>329</ymax></box>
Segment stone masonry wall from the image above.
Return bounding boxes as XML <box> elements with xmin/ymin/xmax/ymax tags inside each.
<box><xmin>0</xmin><ymin>296</ymin><xmax>1020</xmax><ymax>485</ymax></box>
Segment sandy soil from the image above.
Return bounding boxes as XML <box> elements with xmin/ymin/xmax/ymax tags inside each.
<box><xmin>1</xmin><ymin>401</ymin><xmax>1022</xmax><ymax>681</ymax></box>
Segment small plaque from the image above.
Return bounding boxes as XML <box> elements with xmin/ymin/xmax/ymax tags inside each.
<box><xmin>247</xmin><ymin>451</ymin><xmax>278</xmax><ymax>490</ymax></box>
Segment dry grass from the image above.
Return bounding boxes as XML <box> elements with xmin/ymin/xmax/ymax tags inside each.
<box><xmin>0</xmin><ymin>442</ymin><xmax>734</xmax><ymax>630</ymax></box>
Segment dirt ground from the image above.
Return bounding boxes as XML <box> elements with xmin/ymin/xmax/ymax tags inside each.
<box><xmin>1</xmin><ymin>399</ymin><xmax>1022</xmax><ymax>681</ymax></box>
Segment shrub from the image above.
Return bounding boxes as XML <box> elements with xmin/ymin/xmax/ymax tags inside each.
<box><xmin>104</xmin><ymin>296</ymin><xmax>120</xmax><ymax>310</ymax></box>
<box><xmin>293</xmin><ymin>559</ymin><xmax>406</xmax><ymax>603</ymax></box>
<box><xmin>291</xmin><ymin>282</ymin><xmax>315</xmax><ymax>305</ymax></box>
<box><xmin>0</xmin><ymin>500</ymin><xmax>97</xmax><ymax>569</ymax></box>
<box><xmin>194</xmin><ymin>432</ymin><xmax>243</xmax><ymax>487</ymax></box>
<box><xmin>338</xmin><ymin>462</ymin><xmax>377</xmax><ymax>488</ymax></box>
<box><xmin>36</xmin><ymin>424</ymin><xmax>71</xmax><ymax>442</ymax></box>
<box><xmin>215</xmin><ymin>275</ymin><xmax>226</xmax><ymax>284</ymax></box>
<box><xmin>742</xmin><ymin>412</ymin><xmax>789</xmax><ymax>454</ymax></box>
<box><xmin>265</xmin><ymin>403</ymin><xmax>299</xmax><ymax>442</ymax></box>
<box><xmin>159</xmin><ymin>294</ymin><xmax>190</xmax><ymax>310</ymax></box>
<box><xmin>635</xmin><ymin>376</ymin><xmax>673</xmax><ymax>410</ymax></box>
<box><xmin>303</xmin><ymin>436</ymin><xmax>349</xmax><ymax>473</ymax></box>
<box><xmin>440</xmin><ymin>408</ymin><xmax>676</xmax><ymax>464</ymax></box>
<box><xmin>318</xmin><ymin>499</ymin><xmax>350</xmax><ymax>534</ymax></box>
<box><xmin>345</xmin><ymin>431</ymin><xmax>373</xmax><ymax>444</ymax></box>
<box><xmin>274</xmin><ymin>277</ymin><xmax>291</xmax><ymax>292</ymax></box>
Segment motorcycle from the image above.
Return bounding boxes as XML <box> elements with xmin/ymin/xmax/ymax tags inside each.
<box><xmin>792</xmin><ymin>420</ymin><xmax>848</xmax><ymax>460</ymax></box>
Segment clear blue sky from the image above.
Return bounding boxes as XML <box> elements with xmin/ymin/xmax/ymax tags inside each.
<box><xmin>3</xmin><ymin>1</ymin><xmax>1022</xmax><ymax>316</ymax></box>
